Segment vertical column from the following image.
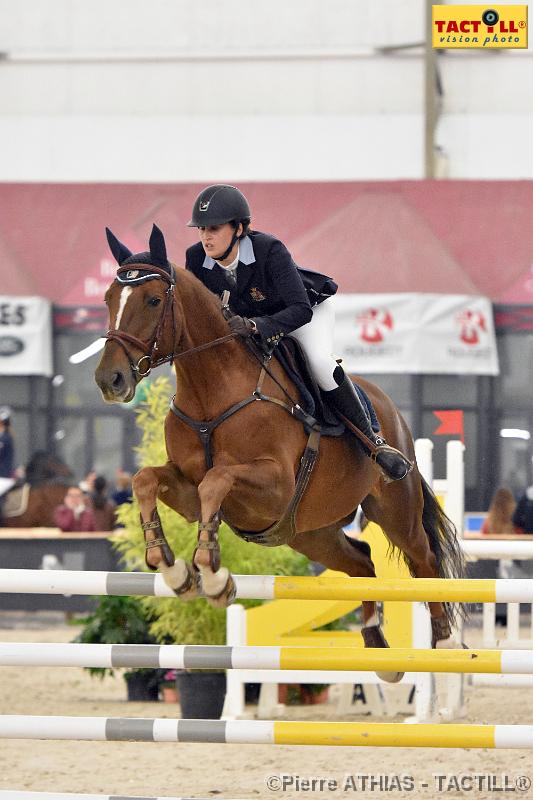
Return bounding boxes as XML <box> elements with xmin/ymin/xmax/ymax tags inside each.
<box><xmin>222</xmin><ymin>604</ymin><xmax>246</xmax><ymax>719</ymax></box>
<box><xmin>415</xmin><ymin>438</ymin><xmax>434</xmax><ymax>484</ymax></box>
<box><xmin>445</xmin><ymin>440</ymin><xmax>465</xmax><ymax>537</ymax></box>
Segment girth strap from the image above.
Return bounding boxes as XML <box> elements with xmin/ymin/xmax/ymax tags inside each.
<box><xmin>168</xmin><ymin>365</ymin><xmax>322</xmax><ymax>546</ymax></box>
<box><xmin>235</xmin><ymin>426</ymin><xmax>321</xmax><ymax>547</ymax></box>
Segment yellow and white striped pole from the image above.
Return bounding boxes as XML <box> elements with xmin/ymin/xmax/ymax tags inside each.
<box><xmin>1</xmin><ymin>569</ymin><xmax>532</xmax><ymax>603</ymax></box>
<box><xmin>0</xmin><ymin>716</ymin><xmax>532</xmax><ymax>748</ymax></box>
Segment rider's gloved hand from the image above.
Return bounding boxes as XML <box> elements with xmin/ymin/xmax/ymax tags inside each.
<box><xmin>228</xmin><ymin>315</ymin><xmax>258</xmax><ymax>338</ymax></box>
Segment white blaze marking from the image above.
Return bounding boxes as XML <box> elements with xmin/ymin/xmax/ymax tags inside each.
<box><xmin>115</xmin><ymin>286</ymin><xmax>132</xmax><ymax>330</ymax></box>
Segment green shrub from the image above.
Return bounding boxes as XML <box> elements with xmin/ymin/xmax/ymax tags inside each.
<box><xmin>112</xmin><ymin>376</ymin><xmax>310</xmax><ymax>646</ymax></box>
<box><xmin>73</xmin><ymin>594</ymin><xmax>157</xmax><ymax>679</ymax></box>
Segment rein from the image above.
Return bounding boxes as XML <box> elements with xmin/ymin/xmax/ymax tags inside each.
<box><xmin>105</xmin><ymin>264</ymin><xmax>240</xmax><ymax>377</ymax></box>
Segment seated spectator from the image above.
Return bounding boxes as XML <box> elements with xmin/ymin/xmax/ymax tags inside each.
<box><xmin>112</xmin><ymin>469</ymin><xmax>133</xmax><ymax>528</ymax></box>
<box><xmin>512</xmin><ymin>485</ymin><xmax>533</xmax><ymax>535</ymax></box>
<box><xmin>112</xmin><ymin>469</ymin><xmax>133</xmax><ymax>507</ymax></box>
<box><xmin>54</xmin><ymin>485</ymin><xmax>96</xmax><ymax>532</ymax></box>
<box><xmin>79</xmin><ymin>470</ymin><xmax>96</xmax><ymax>494</ymax></box>
<box><xmin>90</xmin><ymin>475</ymin><xmax>116</xmax><ymax>531</ymax></box>
<box><xmin>481</xmin><ymin>487</ymin><xmax>516</xmax><ymax>535</ymax></box>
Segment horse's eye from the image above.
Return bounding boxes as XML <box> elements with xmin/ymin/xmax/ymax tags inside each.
<box><xmin>148</xmin><ymin>297</ymin><xmax>161</xmax><ymax>307</ymax></box>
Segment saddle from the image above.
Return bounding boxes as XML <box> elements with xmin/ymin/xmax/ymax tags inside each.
<box><xmin>1</xmin><ymin>482</ymin><xmax>30</xmax><ymax>518</ymax></box>
<box><xmin>273</xmin><ymin>337</ymin><xmax>379</xmax><ymax>437</ymax></box>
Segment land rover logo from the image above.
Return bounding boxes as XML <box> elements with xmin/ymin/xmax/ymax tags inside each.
<box><xmin>0</xmin><ymin>336</ymin><xmax>24</xmax><ymax>357</ymax></box>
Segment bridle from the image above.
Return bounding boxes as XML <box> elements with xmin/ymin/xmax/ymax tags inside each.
<box><xmin>105</xmin><ymin>264</ymin><xmax>238</xmax><ymax>377</ymax></box>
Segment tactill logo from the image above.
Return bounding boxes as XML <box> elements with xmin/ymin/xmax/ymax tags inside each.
<box><xmin>432</xmin><ymin>4</ymin><xmax>528</xmax><ymax>49</ymax></box>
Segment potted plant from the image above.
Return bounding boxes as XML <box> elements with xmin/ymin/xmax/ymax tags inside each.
<box><xmin>73</xmin><ymin>594</ymin><xmax>163</xmax><ymax>701</ymax></box>
<box><xmin>160</xmin><ymin>669</ymin><xmax>179</xmax><ymax>703</ymax></box>
<box><xmin>112</xmin><ymin>377</ymin><xmax>310</xmax><ymax>718</ymax></box>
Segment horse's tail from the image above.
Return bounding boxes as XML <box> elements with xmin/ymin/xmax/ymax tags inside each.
<box><xmin>414</xmin><ymin>476</ymin><xmax>467</xmax><ymax>627</ymax></box>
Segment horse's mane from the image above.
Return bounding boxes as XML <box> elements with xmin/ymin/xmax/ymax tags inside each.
<box><xmin>174</xmin><ymin>264</ymin><xmax>227</xmax><ymax>319</ymax></box>
<box><xmin>25</xmin><ymin>451</ymin><xmax>71</xmax><ymax>486</ymax></box>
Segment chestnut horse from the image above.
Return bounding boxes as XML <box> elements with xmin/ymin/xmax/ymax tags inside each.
<box><xmin>95</xmin><ymin>226</ymin><xmax>464</xmax><ymax>681</ymax></box>
<box><xmin>1</xmin><ymin>451</ymin><xmax>73</xmax><ymax>527</ymax></box>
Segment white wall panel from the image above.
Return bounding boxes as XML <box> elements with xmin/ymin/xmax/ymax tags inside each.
<box><xmin>0</xmin><ymin>114</ymin><xmax>423</xmax><ymax>181</ymax></box>
<box><xmin>0</xmin><ymin>1</ymin><xmax>423</xmax><ymax>52</ymax></box>
<box><xmin>0</xmin><ymin>0</ymin><xmax>530</xmax><ymax>180</ymax></box>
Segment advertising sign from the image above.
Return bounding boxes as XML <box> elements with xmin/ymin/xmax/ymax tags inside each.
<box><xmin>0</xmin><ymin>296</ymin><xmax>53</xmax><ymax>376</ymax></box>
<box><xmin>333</xmin><ymin>294</ymin><xmax>499</xmax><ymax>375</ymax></box>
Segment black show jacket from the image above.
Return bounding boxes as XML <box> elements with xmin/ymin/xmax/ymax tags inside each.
<box><xmin>185</xmin><ymin>230</ymin><xmax>335</xmax><ymax>345</ymax></box>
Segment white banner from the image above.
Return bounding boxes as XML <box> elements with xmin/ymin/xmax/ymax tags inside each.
<box><xmin>332</xmin><ymin>293</ymin><xmax>499</xmax><ymax>375</ymax></box>
<box><xmin>0</xmin><ymin>297</ymin><xmax>53</xmax><ymax>376</ymax></box>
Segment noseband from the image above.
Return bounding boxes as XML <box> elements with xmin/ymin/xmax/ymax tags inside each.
<box><xmin>105</xmin><ymin>264</ymin><xmax>177</xmax><ymax>377</ymax></box>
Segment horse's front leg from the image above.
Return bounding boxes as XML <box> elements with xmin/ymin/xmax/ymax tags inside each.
<box><xmin>132</xmin><ymin>463</ymin><xmax>201</xmax><ymax>600</ymax></box>
<box><xmin>194</xmin><ymin>460</ymin><xmax>288</xmax><ymax>607</ymax></box>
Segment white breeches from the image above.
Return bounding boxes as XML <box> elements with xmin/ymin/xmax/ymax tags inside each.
<box><xmin>289</xmin><ymin>300</ymin><xmax>340</xmax><ymax>391</ymax></box>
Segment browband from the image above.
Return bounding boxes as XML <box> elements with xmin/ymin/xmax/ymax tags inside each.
<box><xmin>116</xmin><ymin>263</ymin><xmax>176</xmax><ymax>286</ymax></box>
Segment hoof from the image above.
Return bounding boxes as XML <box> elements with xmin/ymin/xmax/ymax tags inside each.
<box><xmin>160</xmin><ymin>560</ymin><xmax>201</xmax><ymax>601</ymax></box>
<box><xmin>376</xmin><ymin>670</ymin><xmax>404</xmax><ymax>684</ymax></box>
<box><xmin>202</xmin><ymin>570</ymin><xmax>236</xmax><ymax>609</ymax></box>
<box><xmin>361</xmin><ymin>623</ymin><xmax>404</xmax><ymax>684</ymax></box>
<box><xmin>435</xmin><ymin>636</ymin><xmax>465</xmax><ymax>650</ymax></box>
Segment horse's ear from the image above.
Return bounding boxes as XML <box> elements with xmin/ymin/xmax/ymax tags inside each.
<box><xmin>105</xmin><ymin>227</ymin><xmax>133</xmax><ymax>265</ymax></box>
<box><xmin>149</xmin><ymin>224</ymin><xmax>168</xmax><ymax>268</ymax></box>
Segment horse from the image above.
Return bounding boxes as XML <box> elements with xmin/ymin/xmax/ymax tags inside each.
<box><xmin>95</xmin><ymin>225</ymin><xmax>465</xmax><ymax>682</ymax></box>
<box><xmin>0</xmin><ymin>451</ymin><xmax>73</xmax><ymax>528</ymax></box>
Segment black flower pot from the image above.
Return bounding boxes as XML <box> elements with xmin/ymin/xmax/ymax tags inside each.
<box><xmin>176</xmin><ymin>671</ymin><xmax>227</xmax><ymax>719</ymax></box>
<box><xmin>125</xmin><ymin>670</ymin><xmax>161</xmax><ymax>702</ymax></box>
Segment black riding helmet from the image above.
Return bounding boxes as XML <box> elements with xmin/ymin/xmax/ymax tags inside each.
<box><xmin>187</xmin><ymin>184</ymin><xmax>251</xmax><ymax>228</ymax></box>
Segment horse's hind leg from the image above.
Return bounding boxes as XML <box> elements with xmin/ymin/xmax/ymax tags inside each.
<box><xmin>132</xmin><ymin>463</ymin><xmax>202</xmax><ymax>600</ymax></box>
<box><xmin>362</xmin><ymin>470</ymin><xmax>464</xmax><ymax>648</ymax></box>
<box><xmin>290</xmin><ymin>522</ymin><xmax>403</xmax><ymax>683</ymax></box>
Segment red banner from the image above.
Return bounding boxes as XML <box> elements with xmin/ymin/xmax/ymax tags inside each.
<box><xmin>433</xmin><ymin>410</ymin><xmax>464</xmax><ymax>443</ymax></box>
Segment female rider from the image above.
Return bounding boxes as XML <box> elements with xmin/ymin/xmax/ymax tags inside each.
<box><xmin>185</xmin><ymin>184</ymin><xmax>411</xmax><ymax>482</ymax></box>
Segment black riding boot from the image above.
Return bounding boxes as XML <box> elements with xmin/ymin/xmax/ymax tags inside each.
<box><xmin>324</xmin><ymin>375</ymin><xmax>412</xmax><ymax>482</ymax></box>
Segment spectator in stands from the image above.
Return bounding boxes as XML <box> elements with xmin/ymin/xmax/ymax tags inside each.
<box><xmin>512</xmin><ymin>485</ymin><xmax>533</xmax><ymax>535</ymax></box>
<box><xmin>112</xmin><ymin>469</ymin><xmax>133</xmax><ymax>507</ymax></box>
<box><xmin>90</xmin><ymin>475</ymin><xmax>116</xmax><ymax>531</ymax></box>
<box><xmin>0</xmin><ymin>406</ymin><xmax>15</xmax><ymax>479</ymax></box>
<box><xmin>54</xmin><ymin>485</ymin><xmax>96</xmax><ymax>532</ymax></box>
<box><xmin>79</xmin><ymin>470</ymin><xmax>96</xmax><ymax>494</ymax></box>
<box><xmin>111</xmin><ymin>469</ymin><xmax>133</xmax><ymax>528</ymax></box>
<box><xmin>481</xmin><ymin>487</ymin><xmax>516</xmax><ymax>535</ymax></box>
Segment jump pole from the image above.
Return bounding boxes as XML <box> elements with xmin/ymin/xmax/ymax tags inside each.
<box><xmin>0</xmin><ymin>794</ymin><xmax>209</xmax><ymax>800</ymax></box>
<box><xmin>0</xmin><ymin>716</ymin><xmax>532</xmax><ymax>748</ymax></box>
<box><xmin>1</xmin><ymin>569</ymin><xmax>533</xmax><ymax>602</ymax></box>
<box><xmin>1</xmin><ymin>642</ymin><xmax>533</xmax><ymax>674</ymax></box>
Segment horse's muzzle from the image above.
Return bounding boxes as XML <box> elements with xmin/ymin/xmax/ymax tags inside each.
<box><xmin>94</xmin><ymin>366</ymin><xmax>135</xmax><ymax>403</ymax></box>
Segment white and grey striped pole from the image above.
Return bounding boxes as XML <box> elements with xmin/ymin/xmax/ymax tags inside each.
<box><xmin>0</xmin><ymin>642</ymin><xmax>533</xmax><ymax>674</ymax></box>
<box><xmin>0</xmin><ymin>794</ymin><xmax>214</xmax><ymax>800</ymax></box>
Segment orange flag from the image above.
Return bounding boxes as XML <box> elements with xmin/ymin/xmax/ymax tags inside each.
<box><xmin>433</xmin><ymin>410</ymin><xmax>464</xmax><ymax>444</ymax></box>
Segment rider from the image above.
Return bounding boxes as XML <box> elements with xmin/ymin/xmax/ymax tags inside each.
<box><xmin>185</xmin><ymin>185</ymin><xmax>411</xmax><ymax>482</ymax></box>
